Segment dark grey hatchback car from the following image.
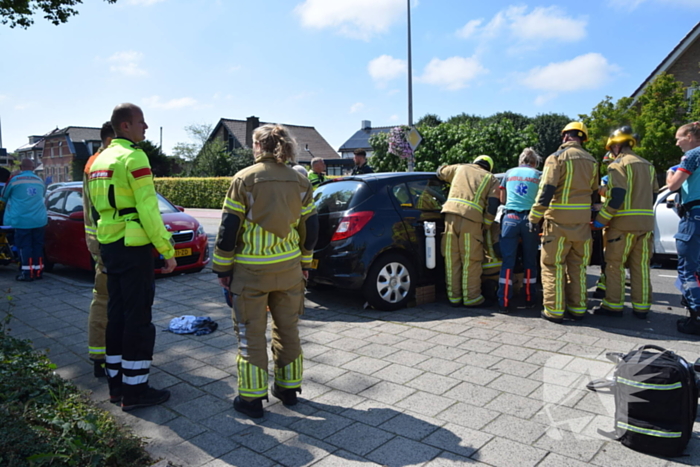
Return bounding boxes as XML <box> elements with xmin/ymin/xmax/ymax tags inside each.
<box><xmin>308</xmin><ymin>172</ymin><xmax>446</xmax><ymax>311</ymax></box>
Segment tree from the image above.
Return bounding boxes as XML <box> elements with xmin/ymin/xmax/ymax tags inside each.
<box><xmin>136</xmin><ymin>140</ymin><xmax>177</xmax><ymax>177</ymax></box>
<box><xmin>689</xmin><ymin>83</ymin><xmax>700</xmax><ymax>123</ymax></box>
<box><xmin>531</xmin><ymin>113</ymin><xmax>572</xmax><ymax>158</ymax></box>
<box><xmin>1</xmin><ymin>0</ymin><xmax>117</xmax><ymax>28</ymax></box>
<box><xmin>446</xmin><ymin>113</ymin><xmax>483</xmax><ymax>126</ymax></box>
<box><xmin>416</xmin><ymin>113</ymin><xmax>443</xmax><ymax>128</ymax></box>
<box><xmin>579</xmin><ymin>95</ymin><xmax>637</xmax><ymax>161</ymax></box>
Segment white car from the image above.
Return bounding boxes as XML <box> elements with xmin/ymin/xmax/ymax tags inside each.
<box><xmin>653</xmin><ymin>186</ymin><xmax>679</xmax><ymax>259</ymax></box>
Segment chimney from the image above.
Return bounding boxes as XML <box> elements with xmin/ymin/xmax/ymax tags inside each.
<box><xmin>245</xmin><ymin>116</ymin><xmax>260</xmax><ymax>147</ymax></box>
<box><xmin>361</xmin><ymin>120</ymin><xmax>371</xmax><ymax>130</ymax></box>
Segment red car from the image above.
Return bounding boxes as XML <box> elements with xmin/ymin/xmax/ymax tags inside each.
<box><xmin>44</xmin><ymin>182</ymin><xmax>210</xmax><ymax>274</ymax></box>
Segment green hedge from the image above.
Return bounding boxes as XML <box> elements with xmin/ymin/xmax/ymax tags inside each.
<box><xmin>155</xmin><ymin>177</ymin><xmax>232</xmax><ymax>209</ymax></box>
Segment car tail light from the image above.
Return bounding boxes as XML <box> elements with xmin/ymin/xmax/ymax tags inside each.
<box><xmin>331</xmin><ymin>211</ymin><xmax>374</xmax><ymax>242</ymax></box>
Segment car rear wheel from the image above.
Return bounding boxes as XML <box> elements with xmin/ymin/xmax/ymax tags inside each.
<box><xmin>363</xmin><ymin>253</ymin><xmax>416</xmax><ymax>311</ymax></box>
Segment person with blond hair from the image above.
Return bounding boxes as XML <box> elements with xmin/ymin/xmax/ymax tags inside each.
<box><xmin>497</xmin><ymin>147</ymin><xmax>542</xmax><ymax>312</ymax></box>
<box><xmin>667</xmin><ymin>121</ymin><xmax>700</xmax><ymax>335</ymax></box>
<box><xmin>213</xmin><ymin>124</ymin><xmax>318</xmax><ymax>418</ymax></box>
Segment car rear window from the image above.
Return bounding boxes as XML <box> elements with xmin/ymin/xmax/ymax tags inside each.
<box><xmin>313</xmin><ymin>180</ymin><xmax>367</xmax><ymax>214</ymax></box>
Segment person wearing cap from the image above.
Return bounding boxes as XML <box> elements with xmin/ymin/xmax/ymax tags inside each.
<box><xmin>666</xmin><ymin>121</ymin><xmax>700</xmax><ymax>335</ymax></box>
<box><xmin>437</xmin><ymin>155</ymin><xmax>500</xmax><ymax>307</ymax></box>
<box><xmin>497</xmin><ymin>147</ymin><xmax>542</xmax><ymax>313</ymax></box>
<box><xmin>529</xmin><ymin>122</ymin><xmax>598</xmax><ymax>323</ymax></box>
<box><xmin>592</xmin><ymin>126</ymin><xmax>658</xmax><ymax>319</ymax></box>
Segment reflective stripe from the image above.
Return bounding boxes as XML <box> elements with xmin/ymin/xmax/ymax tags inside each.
<box><xmin>602</xmin><ymin>299</ymin><xmax>624</xmax><ymax>310</ymax></box>
<box><xmin>275</xmin><ymin>354</ymin><xmax>303</xmax><ymax>389</ymax></box>
<box><xmin>123</xmin><ymin>374</ymin><xmax>149</xmax><ymax>385</ymax></box>
<box><xmin>598</xmin><ymin>209</ymin><xmax>613</xmax><ymax>220</ymax></box>
<box><xmin>530</xmin><ymin>210</ymin><xmax>543</xmax><ymax>219</ymax></box>
<box><xmin>106</xmin><ymin>355</ymin><xmax>122</xmax><ymax>364</ymax></box>
<box><xmin>483</xmin><ymin>261</ymin><xmax>502</xmax><ymax>269</ymax></box>
<box><xmin>301</xmin><ymin>203</ymin><xmax>315</xmax><ymax>217</ymax></box>
<box><xmin>617</xmin><ymin>422</ymin><xmax>682</xmax><ymax>438</ymax></box>
<box><xmin>641</xmin><ymin>232</ymin><xmax>652</xmax><ymax>306</ymax></box>
<box><xmin>483</xmin><ymin>218</ymin><xmax>493</xmax><ymax>226</ymax></box>
<box><xmin>563</xmin><ymin>160</ymin><xmax>573</xmax><ymax>202</ymax></box>
<box><xmin>462</xmin><ymin>233</ymin><xmax>470</xmax><ymax>301</ymax></box>
<box><xmin>579</xmin><ymin>239</ymin><xmax>591</xmax><ymax>309</ymax></box>
<box><xmin>445</xmin><ymin>233</ymin><xmax>458</xmax><ymax>303</ymax></box>
<box><xmin>543</xmin><ymin>306</ymin><xmax>564</xmax><ymax>317</ymax></box>
<box><xmin>238</xmin><ymin>355</ymin><xmax>269</xmax><ymax>398</ymax></box>
<box><xmin>225</xmin><ymin>197</ymin><xmax>245</xmax><ymax>213</ymax></box>
<box><xmin>84</xmin><ymin>226</ymin><xmax>97</xmax><ymax>235</ymax></box>
<box><xmin>464</xmin><ymin>295</ymin><xmax>484</xmax><ymax>306</ymax></box>
<box><xmin>301</xmin><ymin>254</ymin><xmax>313</xmax><ymax>263</ymax></box>
<box><xmin>235</xmin><ymin>249</ymin><xmax>301</xmax><ymax>265</ymax></box>
<box><xmin>550</xmin><ymin>203</ymin><xmax>591</xmax><ymax>210</ymax></box>
<box><xmin>122</xmin><ymin>360</ymin><xmax>151</xmax><ymax>370</ymax></box>
<box><xmin>88</xmin><ymin>346</ymin><xmax>106</xmax><ymax>354</ymax></box>
<box><xmin>617</xmin><ymin>377</ymin><xmax>681</xmax><ymax>390</ymax></box>
<box><xmin>615</xmin><ymin>209</ymin><xmax>654</xmax><ymax>216</ymax></box>
<box><xmin>213</xmin><ymin>253</ymin><xmax>234</xmax><ymax>266</ymax></box>
<box><xmin>447</xmin><ymin>197</ymin><xmax>483</xmax><ymax>212</ymax></box>
<box><xmin>107</xmin><ymin>368</ymin><xmax>120</xmax><ymax>378</ymax></box>
<box><xmin>632</xmin><ymin>302</ymin><xmax>651</xmax><ymax>311</ymax></box>
<box><xmin>554</xmin><ymin>237</ymin><xmax>565</xmax><ymax>312</ymax></box>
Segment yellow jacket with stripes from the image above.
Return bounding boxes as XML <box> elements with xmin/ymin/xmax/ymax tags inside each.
<box><xmin>212</xmin><ymin>153</ymin><xmax>317</xmax><ymax>274</ymax></box>
<box><xmin>437</xmin><ymin>163</ymin><xmax>499</xmax><ymax>226</ymax></box>
<box><xmin>83</xmin><ymin>151</ymin><xmax>101</xmax><ymax>257</ymax></box>
<box><xmin>87</xmin><ymin>138</ymin><xmax>174</xmax><ymax>259</ymax></box>
<box><xmin>529</xmin><ymin>142</ymin><xmax>598</xmax><ymax>225</ymax></box>
<box><xmin>595</xmin><ymin>148</ymin><xmax>658</xmax><ymax>231</ymax></box>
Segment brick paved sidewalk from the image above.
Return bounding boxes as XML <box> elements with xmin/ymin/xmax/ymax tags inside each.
<box><xmin>3</xmin><ymin>268</ymin><xmax>699</xmax><ymax>467</ymax></box>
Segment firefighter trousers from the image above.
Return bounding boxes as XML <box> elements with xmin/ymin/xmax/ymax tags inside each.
<box><xmin>229</xmin><ymin>259</ymin><xmax>305</xmax><ymax>401</ymax></box>
<box><xmin>540</xmin><ymin>220</ymin><xmax>592</xmax><ymax>319</ymax></box>
<box><xmin>442</xmin><ymin>213</ymin><xmax>484</xmax><ymax>306</ymax></box>
<box><xmin>601</xmin><ymin>228</ymin><xmax>653</xmax><ymax>314</ymax></box>
<box><xmin>100</xmin><ymin>240</ymin><xmax>156</xmax><ymax>399</ymax></box>
<box><xmin>87</xmin><ymin>253</ymin><xmax>109</xmax><ymax>360</ymax></box>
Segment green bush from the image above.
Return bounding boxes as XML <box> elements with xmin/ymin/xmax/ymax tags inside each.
<box><xmin>0</xmin><ymin>332</ymin><xmax>153</xmax><ymax>467</ymax></box>
<box><xmin>155</xmin><ymin>177</ymin><xmax>232</xmax><ymax>209</ymax></box>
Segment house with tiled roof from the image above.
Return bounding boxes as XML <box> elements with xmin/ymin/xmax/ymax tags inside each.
<box><xmin>208</xmin><ymin>116</ymin><xmax>340</xmax><ymax>164</ymax></box>
<box><xmin>39</xmin><ymin>126</ymin><xmax>101</xmax><ymax>183</ymax></box>
<box><xmin>338</xmin><ymin>120</ymin><xmax>392</xmax><ymax>159</ymax></box>
<box><xmin>631</xmin><ymin>20</ymin><xmax>700</xmax><ymax>103</ymax></box>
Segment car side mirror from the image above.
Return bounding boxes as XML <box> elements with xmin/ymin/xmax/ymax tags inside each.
<box><xmin>176</xmin><ymin>205</ymin><xmax>185</xmax><ymax>212</ymax></box>
<box><xmin>68</xmin><ymin>211</ymin><xmax>84</xmax><ymax>221</ymax></box>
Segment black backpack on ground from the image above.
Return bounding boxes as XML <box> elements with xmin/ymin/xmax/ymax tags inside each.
<box><xmin>587</xmin><ymin>344</ymin><xmax>698</xmax><ymax>457</ymax></box>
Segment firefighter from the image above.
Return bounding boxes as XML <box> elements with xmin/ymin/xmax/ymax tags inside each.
<box><xmin>88</xmin><ymin>103</ymin><xmax>176</xmax><ymax>411</ymax></box>
<box><xmin>592</xmin><ymin>127</ymin><xmax>658</xmax><ymax>318</ymax></box>
<box><xmin>497</xmin><ymin>147</ymin><xmax>542</xmax><ymax>312</ymax></box>
<box><xmin>666</xmin><ymin>121</ymin><xmax>700</xmax><ymax>335</ymax></box>
<box><xmin>592</xmin><ymin>152</ymin><xmax>615</xmax><ymax>299</ymax></box>
<box><xmin>437</xmin><ymin>155</ymin><xmax>500</xmax><ymax>307</ymax></box>
<box><xmin>481</xmin><ymin>219</ymin><xmax>502</xmax><ymax>303</ymax></box>
<box><xmin>214</xmin><ymin>124</ymin><xmax>319</xmax><ymax>418</ymax></box>
<box><xmin>84</xmin><ymin>121</ymin><xmax>115</xmax><ymax>378</ymax></box>
<box><xmin>529</xmin><ymin>122</ymin><xmax>598</xmax><ymax>323</ymax></box>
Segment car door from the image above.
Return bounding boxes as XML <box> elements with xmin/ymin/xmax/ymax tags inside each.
<box><xmin>390</xmin><ymin>177</ymin><xmax>447</xmax><ymax>282</ymax></box>
<box><xmin>44</xmin><ymin>189</ymin><xmax>67</xmax><ymax>264</ymax></box>
<box><xmin>61</xmin><ymin>189</ymin><xmax>90</xmax><ymax>269</ymax></box>
<box><xmin>654</xmin><ymin>188</ymin><xmax>678</xmax><ymax>256</ymax></box>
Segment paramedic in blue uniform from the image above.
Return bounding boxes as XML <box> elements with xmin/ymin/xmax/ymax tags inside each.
<box><xmin>667</xmin><ymin>121</ymin><xmax>700</xmax><ymax>335</ymax></box>
<box><xmin>497</xmin><ymin>148</ymin><xmax>542</xmax><ymax>312</ymax></box>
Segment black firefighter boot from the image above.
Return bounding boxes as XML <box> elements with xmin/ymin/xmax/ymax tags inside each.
<box><xmin>677</xmin><ymin>308</ymin><xmax>700</xmax><ymax>336</ymax></box>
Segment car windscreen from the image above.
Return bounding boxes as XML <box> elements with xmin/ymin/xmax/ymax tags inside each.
<box><xmin>157</xmin><ymin>194</ymin><xmax>179</xmax><ymax>214</ymax></box>
<box><xmin>313</xmin><ymin>180</ymin><xmax>369</xmax><ymax>214</ymax></box>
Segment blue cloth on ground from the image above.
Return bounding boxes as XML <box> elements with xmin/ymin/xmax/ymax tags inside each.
<box><xmin>165</xmin><ymin>315</ymin><xmax>218</xmax><ymax>336</ymax></box>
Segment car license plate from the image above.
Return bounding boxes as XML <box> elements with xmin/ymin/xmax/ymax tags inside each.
<box><xmin>310</xmin><ymin>259</ymin><xmax>319</xmax><ymax>269</ymax></box>
<box><xmin>175</xmin><ymin>248</ymin><xmax>192</xmax><ymax>257</ymax></box>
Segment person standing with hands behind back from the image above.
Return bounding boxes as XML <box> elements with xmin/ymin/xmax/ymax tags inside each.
<box><xmin>88</xmin><ymin>103</ymin><xmax>176</xmax><ymax>411</ymax></box>
<box><xmin>213</xmin><ymin>124</ymin><xmax>318</xmax><ymax>418</ymax></box>
<box><xmin>667</xmin><ymin>121</ymin><xmax>700</xmax><ymax>335</ymax></box>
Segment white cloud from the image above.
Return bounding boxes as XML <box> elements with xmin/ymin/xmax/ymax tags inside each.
<box><xmin>107</xmin><ymin>51</ymin><xmax>147</xmax><ymax>77</ymax></box>
<box><xmin>350</xmin><ymin>102</ymin><xmax>365</xmax><ymax>113</ymax></box>
<box><xmin>368</xmin><ymin>55</ymin><xmax>406</xmax><ymax>87</ymax></box>
<box><xmin>456</xmin><ymin>6</ymin><xmax>586</xmax><ymax>44</ymax></box>
<box><xmin>521</xmin><ymin>53</ymin><xmax>618</xmax><ymax>93</ymax></box>
<box><xmin>295</xmin><ymin>0</ymin><xmax>407</xmax><ymax>40</ymax></box>
<box><xmin>418</xmin><ymin>56</ymin><xmax>487</xmax><ymax>91</ymax></box>
<box><xmin>142</xmin><ymin>96</ymin><xmax>198</xmax><ymax>110</ymax></box>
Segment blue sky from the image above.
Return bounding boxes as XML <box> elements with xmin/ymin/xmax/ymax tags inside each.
<box><xmin>1</xmin><ymin>0</ymin><xmax>699</xmax><ymax>157</ymax></box>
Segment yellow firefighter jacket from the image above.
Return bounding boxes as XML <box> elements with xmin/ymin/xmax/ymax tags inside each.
<box><xmin>87</xmin><ymin>138</ymin><xmax>174</xmax><ymax>259</ymax></box>
<box><xmin>83</xmin><ymin>151</ymin><xmax>101</xmax><ymax>257</ymax></box>
<box><xmin>529</xmin><ymin>141</ymin><xmax>598</xmax><ymax>225</ymax></box>
<box><xmin>595</xmin><ymin>148</ymin><xmax>659</xmax><ymax>231</ymax></box>
<box><xmin>212</xmin><ymin>152</ymin><xmax>316</xmax><ymax>274</ymax></box>
<box><xmin>437</xmin><ymin>163</ymin><xmax>499</xmax><ymax>226</ymax></box>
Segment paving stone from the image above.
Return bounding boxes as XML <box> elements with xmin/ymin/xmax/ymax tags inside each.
<box><xmin>534</xmin><ymin>431</ymin><xmax>604</xmax><ymax>463</ymax></box>
<box><xmin>165</xmin><ymin>441</ymin><xmax>216</xmax><ymax>467</ymax></box>
<box><xmin>324</xmin><ymin>422</ymin><xmax>395</xmax><ymax>456</ymax></box>
<box><xmin>366</xmin><ymin>436</ymin><xmax>441</xmax><ymax>467</ymax></box>
<box><xmin>396</xmin><ymin>391</ymin><xmax>456</xmax><ymax>418</ymax></box>
<box><xmin>287</xmin><ymin>408</ymin><xmax>354</xmax><ymax>440</ymax></box>
<box><xmin>490</xmin><ymin>331</ymin><xmax>534</xmax><ymax>346</ymax></box>
<box><xmin>354</xmin><ymin>342</ymin><xmax>401</xmax><ymax>358</ymax></box>
<box><xmin>429</xmin><ymin>322</ymin><xmax>472</xmax><ymax>336</ymax></box>
<box><xmin>574</xmin><ymin>391</ymin><xmax>615</xmax><ymax>417</ymax></box>
<box><xmin>340</xmin><ymin>400</ymin><xmax>402</xmax><ymax>426</ymax></box>
<box><xmin>229</xmin><ymin>421</ymin><xmax>297</xmax><ymax>453</ymax></box>
<box><xmin>537</xmin><ymin>452</ymin><xmax>595</xmax><ymax>467</ymax></box>
<box><xmin>483</xmin><ymin>414</ymin><xmax>548</xmax><ymax>444</ymax></box>
<box><xmin>443</xmin><ymin>381</ymin><xmax>500</xmax><ymax>406</ymax></box>
<box><xmin>488</xmin><ymin>358</ymin><xmax>540</xmax><ymax>378</ymax></box>
<box><xmin>358</xmin><ymin>380</ymin><xmax>417</xmax><ymax>406</ymax></box>
<box><xmin>200</xmin><ymin>376</ymin><xmax>237</xmax><ymax>401</ymax></box>
<box><xmin>383</xmin><ymin>349</ymin><xmax>432</xmax><ymax>366</ymax></box>
<box><xmin>393</xmin><ymin>338</ymin><xmax>437</xmax><ymax>354</ymax></box>
<box><xmin>200</xmin><ymin>408</ymin><xmax>261</xmax><ymax>437</ymax></box>
<box><xmin>423</xmin><ymin>422</ymin><xmax>492</xmax><ymax>458</ymax></box>
<box><xmin>454</xmin><ymin>351</ymin><xmax>502</xmax><ymax>368</ymax></box>
<box><xmin>451</xmin><ymin>365</ymin><xmax>500</xmax><ymax>386</ymax></box>
<box><xmin>371</xmin><ymin>363</ymin><xmax>424</xmax><ymax>384</ymax></box>
<box><xmin>530</xmin><ymin>384</ymin><xmax>588</xmax><ymax>410</ymax></box>
<box><xmin>484</xmin><ymin>393</ymin><xmax>544</xmax><ymax>419</ymax></box>
<box><xmin>308</xmin><ymin>389</ymin><xmax>366</xmax><ymax>414</ymax></box>
<box><xmin>327</xmin><ymin>336</ymin><xmax>367</xmax><ymax>352</ymax></box>
<box><xmin>490</xmin><ymin>344</ymin><xmax>537</xmax><ymax>362</ymax></box>
<box><xmin>437</xmin><ymin>402</ymin><xmax>499</xmax><ymax>430</ymax></box>
<box><xmin>488</xmin><ymin>374</ymin><xmax>541</xmax><ymax>397</ymax></box>
<box><xmin>590</xmin><ymin>440</ymin><xmax>668</xmax><ymax>467</ymax></box>
<box><xmin>326</xmin><ymin>371</ymin><xmax>379</xmax><ymax>394</ymax></box>
<box><xmin>425</xmin><ymin>450</ymin><xmax>490</xmax><ymax>466</ymax></box>
<box><xmin>187</xmin><ymin>431</ymin><xmax>240</xmax><ymax>458</ymax></box>
<box><xmin>311</xmin><ymin>450</ymin><xmax>381</xmax><ymax>466</ymax></box>
<box><xmin>362</xmin><ymin>332</ymin><xmax>406</xmax><ymax>346</ymax></box>
<box><xmin>473</xmin><ymin>437</ymin><xmax>547</xmax><ymax>467</ymax></box>
<box><xmin>563</xmin><ymin>356</ymin><xmax>615</xmax><ymax>380</ymax></box>
<box><xmin>533</xmin><ymin>404</ymin><xmax>596</xmax><ymax>437</ymax></box>
<box><xmin>457</xmin><ymin>338</ymin><xmax>502</xmax><ymax>354</ymax></box>
<box><xmin>215</xmin><ymin>446</ymin><xmax>277</xmax><ymax>467</ymax></box>
<box><xmin>312</xmin><ymin>348</ymin><xmax>359</xmax><ymax>367</ymax></box>
<box><xmin>378</xmin><ymin>410</ymin><xmax>444</xmax><ymax>441</ymax></box>
<box><xmin>304</xmin><ymin>362</ymin><xmax>348</xmax><ymax>385</ymax></box>
<box><xmin>172</xmin><ymin>394</ymin><xmax>233</xmax><ymax>421</ymax></box>
<box><xmin>177</xmin><ymin>365</ymin><xmax>231</xmax><ymax>387</ymax></box>
<box><xmin>460</xmin><ymin>327</ymin><xmax>502</xmax><ymax>341</ymax></box>
<box><xmin>405</xmin><ymin>372</ymin><xmax>460</xmax><ymax>395</ymax></box>
<box><xmin>340</xmin><ymin>355</ymin><xmax>391</xmax><ymax>375</ymax></box>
